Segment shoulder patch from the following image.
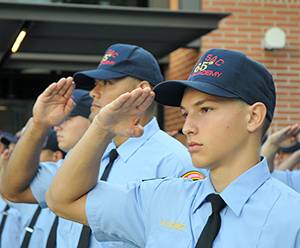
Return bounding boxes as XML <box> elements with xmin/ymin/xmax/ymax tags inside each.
<box><xmin>181</xmin><ymin>171</ymin><xmax>205</xmax><ymax>181</ymax></box>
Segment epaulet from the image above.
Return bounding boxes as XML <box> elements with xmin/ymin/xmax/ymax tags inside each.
<box><xmin>142</xmin><ymin>177</ymin><xmax>166</xmax><ymax>182</ymax></box>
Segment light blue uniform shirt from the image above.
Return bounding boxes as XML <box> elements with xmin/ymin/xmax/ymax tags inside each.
<box><xmin>30</xmin><ymin>118</ymin><xmax>204</xmax><ymax>248</ymax></box>
<box><xmin>86</xmin><ymin>158</ymin><xmax>300</xmax><ymax>247</ymax></box>
<box><xmin>272</xmin><ymin>169</ymin><xmax>300</xmax><ymax>192</ymax></box>
<box><xmin>0</xmin><ymin>198</ymin><xmax>22</xmax><ymax>248</ymax></box>
<box><xmin>9</xmin><ymin>202</ymin><xmax>56</xmax><ymax>248</ymax></box>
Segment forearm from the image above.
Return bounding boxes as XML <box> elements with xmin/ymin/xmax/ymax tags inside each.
<box><xmin>0</xmin><ymin>119</ymin><xmax>49</xmax><ymax>200</ymax></box>
<box><xmin>277</xmin><ymin>152</ymin><xmax>300</xmax><ymax>171</ymax></box>
<box><xmin>46</xmin><ymin>121</ymin><xmax>113</xmax><ymax>209</ymax></box>
<box><xmin>261</xmin><ymin>140</ymin><xmax>279</xmax><ymax>172</ymax></box>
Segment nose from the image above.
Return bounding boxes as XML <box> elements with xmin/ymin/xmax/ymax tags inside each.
<box><xmin>90</xmin><ymin>84</ymin><xmax>101</xmax><ymax>99</ymax></box>
<box><xmin>54</xmin><ymin>124</ymin><xmax>62</xmax><ymax>132</ymax></box>
<box><xmin>182</xmin><ymin>114</ymin><xmax>197</xmax><ymax>136</ymax></box>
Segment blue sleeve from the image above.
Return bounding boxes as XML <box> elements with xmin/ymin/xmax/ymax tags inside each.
<box><xmin>272</xmin><ymin>170</ymin><xmax>300</xmax><ymax>193</ymax></box>
<box><xmin>30</xmin><ymin>160</ymin><xmax>62</xmax><ymax>207</ymax></box>
<box><xmin>86</xmin><ymin>180</ymin><xmax>160</xmax><ymax>247</ymax></box>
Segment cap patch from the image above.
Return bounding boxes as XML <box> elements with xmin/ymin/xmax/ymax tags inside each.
<box><xmin>100</xmin><ymin>49</ymin><xmax>119</xmax><ymax>65</ymax></box>
<box><xmin>191</xmin><ymin>53</ymin><xmax>224</xmax><ymax>78</ymax></box>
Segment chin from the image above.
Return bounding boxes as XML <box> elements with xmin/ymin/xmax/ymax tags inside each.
<box><xmin>192</xmin><ymin>156</ymin><xmax>210</xmax><ymax>169</ymax></box>
<box><xmin>58</xmin><ymin>144</ymin><xmax>69</xmax><ymax>153</ymax></box>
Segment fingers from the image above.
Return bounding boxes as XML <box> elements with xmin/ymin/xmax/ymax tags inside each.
<box><xmin>64</xmin><ymin>78</ymin><xmax>75</xmax><ymax>100</ymax></box>
<box><xmin>136</xmin><ymin>91</ymin><xmax>155</xmax><ymax>112</ymax></box>
<box><xmin>43</xmin><ymin>82</ymin><xmax>58</xmax><ymax>97</ymax></box>
<box><xmin>57</xmin><ymin>77</ymin><xmax>75</xmax><ymax>98</ymax></box>
<box><xmin>120</xmin><ymin>88</ymin><xmax>146</xmax><ymax>109</ymax></box>
<box><xmin>43</xmin><ymin>77</ymin><xmax>75</xmax><ymax>99</ymax></box>
<box><xmin>113</xmin><ymin>87</ymin><xmax>154</xmax><ymax>112</ymax></box>
<box><xmin>286</xmin><ymin>124</ymin><xmax>300</xmax><ymax>137</ymax></box>
<box><xmin>110</xmin><ymin>87</ymin><xmax>153</xmax><ymax>112</ymax></box>
<box><xmin>110</xmin><ymin>92</ymin><xmax>131</xmax><ymax>110</ymax></box>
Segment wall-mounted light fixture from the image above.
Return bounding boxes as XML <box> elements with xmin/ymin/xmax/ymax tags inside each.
<box><xmin>263</xmin><ymin>27</ymin><xmax>286</xmax><ymax>50</ymax></box>
<box><xmin>11</xmin><ymin>30</ymin><xmax>27</xmax><ymax>53</ymax></box>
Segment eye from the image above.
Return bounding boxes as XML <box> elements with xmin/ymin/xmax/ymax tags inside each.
<box><xmin>103</xmin><ymin>80</ymin><xmax>113</xmax><ymax>85</ymax></box>
<box><xmin>200</xmin><ymin>107</ymin><xmax>213</xmax><ymax>113</ymax></box>
<box><xmin>180</xmin><ymin>110</ymin><xmax>188</xmax><ymax>118</ymax></box>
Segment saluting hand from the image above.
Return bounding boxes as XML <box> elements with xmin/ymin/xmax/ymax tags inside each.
<box><xmin>94</xmin><ymin>86</ymin><xmax>155</xmax><ymax>137</ymax></box>
<box><xmin>268</xmin><ymin>124</ymin><xmax>300</xmax><ymax>148</ymax></box>
<box><xmin>32</xmin><ymin>77</ymin><xmax>75</xmax><ymax>127</ymax></box>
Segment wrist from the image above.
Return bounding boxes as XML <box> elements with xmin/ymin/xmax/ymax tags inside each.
<box><xmin>266</xmin><ymin>138</ymin><xmax>281</xmax><ymax>151</ymax></box>
<box><xmin>30</xmin><ymin>118</ymin><xmax>51</xmax><ymax>135</ymax></box>
<box><xmin>90</xmin><ymin>119</ymin><xmax>115</xmax><ymax>140</ymax></box>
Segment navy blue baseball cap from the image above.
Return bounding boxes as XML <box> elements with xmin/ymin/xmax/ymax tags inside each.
<box><xmin>73</xmin><ymin>43</ymin><xmax>164</xmax><ymax>86</ymax></box>
<box><xmin>69</xmin><ymin>89</ymin><xmax>92</xmax><ymax>118</ymax></box>
<box><xmin>0</xmin><ymin>131</ymin><xmax>18</xmax><ymax>145</ymax></box>
<box><xmin>154</xmin><ymin>49</ymin><xmax>276</xmax><ymax>121</ymax></box>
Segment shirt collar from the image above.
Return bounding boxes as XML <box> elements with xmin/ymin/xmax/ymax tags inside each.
<box><xmin>103</xmin><ymin>117</ymin><xmax>160</xmax><ymax>162</ymax></box>
<box><xmin>193</xmin><ymin>157</ymin><xmax>270</xmax><ymax>216</ymax></box>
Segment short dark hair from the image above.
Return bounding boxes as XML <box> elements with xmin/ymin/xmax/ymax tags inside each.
<box><xmin>261</xmin><ymin>118</ymin><xmax>271</xmax><ymax>141</ymax></box>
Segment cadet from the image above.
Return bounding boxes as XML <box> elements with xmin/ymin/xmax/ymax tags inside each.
<box><xmin>1</xmin><ymin>44</ymin><xmax>204</xmax><ymax>247</ymax></box>
<box><xmin>47</xmin><ymin>48</ymin><xmax>300</xmax><ymax>248</ymax></box>
<box><xmin>0</xmin><ymin>89</ymin><xmax>92</xmax><ymax>248</ymax></box>
<box><xmin>262</xmin><ymin>124</ymin><xmax>300</xmax><ymax>192</ymax></box>
<box><xmin>14</xmin><ymin>129</ymin><xmax>65</xmax><ymax>248</ymax></box>
<box><xmin>0</xmin><ymin>132</ymin><xmax>22</xmax><ymax>248</ymax></box>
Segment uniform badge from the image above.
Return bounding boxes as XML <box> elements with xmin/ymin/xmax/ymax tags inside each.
<box><xmin>181</xmin><ymin>171</ymin><xmax>205</xmax><ymax>181</ymax></box>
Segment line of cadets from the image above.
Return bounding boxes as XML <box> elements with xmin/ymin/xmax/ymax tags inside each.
<box><xmin>0</xmin><ymin>44</ymin><xmax>299</xmax><ymax>247</ymax></box>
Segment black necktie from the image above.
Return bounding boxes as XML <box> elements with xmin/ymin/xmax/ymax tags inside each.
<box><xmin>0</xmin><ymin>204</ymin><xmax>9</xmax><ymax>244</ymax></box>
<box><xmin>20</xmin><ymin>206</ymin><xmax>42</xmax><ymax>248</ymax></box>
<box><xmin>77</xmin><ymin>149</ymin><xmax>119</xmax><ymax>248</ymax></box>
<box><xmin>196</xmin><ymin>194</ymin><xmax>226</xmax><ymax>248</ymax></box>
<box><xmin>100</xmin><ymin>149</ymin><xmax>119</xmax><ymax>181</ymax></box>
<box><xmin>46</xmin><ymin>216</ymin><xmax>59</xmax><ymax>248</ymax></box>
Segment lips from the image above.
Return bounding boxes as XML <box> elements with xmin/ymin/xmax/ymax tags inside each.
<box><xmin>91</xmin><ymin>102</ymin><xmax>101</xmax><ymax>108</ymax></box>
<box><xmin>187</xmin><ymin>142</ymin><xmax>203</xmax><ymax>152</ymax></box>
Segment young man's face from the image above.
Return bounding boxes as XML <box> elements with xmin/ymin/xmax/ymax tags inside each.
<box><xmin>89</xmin><ymin>77</ymin><xmax>138</xmax><ymax>120</ymax></box>
<box><xmin>54</xmin><ymin>116</ymin><xmax>90</xmax><ymax>152</ymax></box>
<box><xmin>40</xmin><ymin>149</ymin><xmax>63</xmax><ymax>163</ymax></box>
<box><xmin>40</xmin><ymin>149</ymin><xmax>55</xmax><ymax>162</ymax></box>
<box><xmin>181</xmin><ymin>88</ymin><xmax>250</xmax><ymax>169</ymax></box>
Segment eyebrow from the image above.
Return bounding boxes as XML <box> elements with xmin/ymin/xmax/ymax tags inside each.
<box><xmin>180</xmin><ymin>98</ymin><xmax>219</xmax><ymax>110</ymax></box>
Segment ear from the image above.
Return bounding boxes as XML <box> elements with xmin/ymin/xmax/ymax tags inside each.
<box><xmin>247</xmin><ymin>102</ymin><xmax>267</xmax><ymax>133</ymax></box>
<box><xmin>137</xmin><ymin>81</ymin><xmax>151</xmax><ymax>89</ymax></box>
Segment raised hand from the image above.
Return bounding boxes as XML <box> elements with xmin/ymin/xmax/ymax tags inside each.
<box><xmin>268</xmin><ymin>124</ymin><xmax>300</xmax><ymax>147</ymax></box>
<box><xmin>94</xmin><ymin>87</ymin><xmax>155</xmax><ymax>137</ymax></box>
<box><xmin>32</xmin><ymin>77</ymin><xmax>75</xmax><ymax>127</ymax></box>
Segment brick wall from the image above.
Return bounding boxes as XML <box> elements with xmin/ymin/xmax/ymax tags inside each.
<box><xmin>165</xmin><ymin>0</ymin><xmax>300</xmax><ymax>134</ymax></box>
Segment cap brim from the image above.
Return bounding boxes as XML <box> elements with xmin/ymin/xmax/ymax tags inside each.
<box><xmin>74</xmin><ymin>68</ymin><xmax>127</xmax><ymax>85</ymax></box>
<box><xmin>154</xmin><ymin>80</ymin><xmax>239</xmax><ymax>106</ymax></box>
<box><xmin>0</xmin><ymin>136</ymin><xmax>18</xmax><ymax>144</ymax></box>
